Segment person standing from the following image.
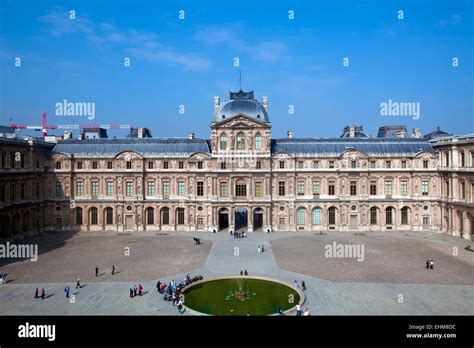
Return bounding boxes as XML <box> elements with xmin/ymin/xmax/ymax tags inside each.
<box><xmin>430</xmin><ymin>260</ymin><xmax>434</xmax><ymax>270</ymax></box>
<box><xmin>258</xmin><ymin>246</ymin><xmax>261</xmax><ymax>254</ymax></box>
<box><xmin>34</xmin><ymin>288</ymin><xmax>39</xmax><ymax>299</ymax></box>
<box><xmin>65</xmin><ymin>286</ymin><xmax>70</xmax><ymax>298</ymax></box>
<box><xmin>294</xmin><ymin>280</ymin><xmax>299</xmax><ymax>288</ymax></box>
<box><xmin>95</xmin><ymin>266</ymin><xmax>99</xmax><ymax>277</ymax></box>
<box><xmin>133</xmin><ymin>285</ymin><xmax>137</xmax><ymax>297</ymax></box>
<box><xmin>296</xmin><ymin>304</ymin><xmax>302</xmax><ymax>316</ymax></box>
<box><xmin>112</xmin><ymin>265</ymin><xmax>115</xmax><ymax>275</ymax></box>
<box><xmin>301</xmin><ymin>281</ymin><xmax>306</xmax><ymax>291</ymax></box>
<box><xmin>130</xmin><ymin>286</ymin><xmax>134</xmax><ymax>298</ymax></box>
<box><xmin>426</xmin><ymin>260</ymin><xmax>430</xmax><ymax>269</ymax></box>
<box><xmin>240</xmin><ymin>270</ymin><xmax>243</xmax><ymax>276</ymax></box>
<box><xmin>76</xmin><ymin>279</ymin><xmax>81</xmax><ymax>289</ymax></box>
<box><xmin>41</xmin><ymin>288</ymin><xmax>45</xmax><ymax>299</ymax></box>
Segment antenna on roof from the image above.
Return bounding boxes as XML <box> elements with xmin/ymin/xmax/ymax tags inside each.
<box><xmin>239</xmin><ymin>68</ymin><xmax>242</xmax><ymax>90</ymax></box>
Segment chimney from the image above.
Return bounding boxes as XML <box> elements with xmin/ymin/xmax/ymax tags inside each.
<box><xmin>213</xmin><ymin>96</ymin><xmax>220</xmax><ymax>116</ymax></box>
<box><xmin>412</xmin><ymin>128</ymin><xmax>422</xmax><ymax>138</ymax></box>
<box><xmin>188</xmin><ymin>132</ymin><xmax>194</xmax><ymax>140</ymax></box>
<box><xmin>287</xmin><ymin>130</ymin><xmax>293</xmax><ymax>139</ymax></box>
<box><xmin>349</xmin><ymin>126</ymin><xmax>355</xmax><ymax>138</ymax></box>
<box><xmin>261</xmin><ymin>96</ymin><xmax>268</xmax><ymax>111</ymax></box>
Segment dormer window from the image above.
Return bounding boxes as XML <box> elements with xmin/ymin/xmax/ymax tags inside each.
<box><xmin>237</xmin><ymin>132</ymin><xmax>245</xmax><ymax>150</ymax></box>
<box><xmin>255</xmin><ymin>133</ymin><xmax>262</xmax><ymax>150</ymax></box>
<box><xmin>220</xmin><ymin>134</ymin><xmax>227</xmax><ymax>150</ymax></box>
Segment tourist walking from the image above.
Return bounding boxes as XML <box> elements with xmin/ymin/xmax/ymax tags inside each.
<box><xmin>34</xmin><ymin>288</ymin><xmax>39</xmax><ymax>299</ymax></box>
<box><xmin>430</xmin><ymin>260</ymin><xmax>434</xmax><ymax>270</ymax></box>
<box><xmin>112</xmin><ymin>265</ymin><xmax>115</xmax><ymax>275</ymax></box>
<box><xmin>244</xmin><ymin>270</ymin><xmax>248</xmax><ymax>276</ymax></box>
<box><xmin>296</xmin><ymin>304</ymin><xmax>302</xmax><ymax>316</ymax></box>
<box><xmin>95</xmin><ymin>266</ymin><xmax>99</xmax><ymax>277</ymax></box>
<box><xmin>65</xmin><ymin>286</ymin><xmax>70</xmax><ymax>298</ymax></box>
<box><xmin>156</xmin><ymin>280</ymin><xmax>161</xmax><ymax>292</ymax></box>
<box><xmin>130</xmin><ymin>286</ymin><xmax>134</xmax><ymax>298</ymax></box>
<box><xmin>133</xmin><ymin>285</ymin><xmax>137</xmax><ymax>297</ymax></box>
<box><xmin>261</xmin><ymin>244</ymin><xmax>265</xmax><ymax>252</ymax></box>
<box><xmin>426</xmin><ymin>260</ymin><xmax>430</xmax><ymax>269</ymax></box>
<box><xmin>41</xmin><ymin>288</ymin><xmax>45</xmax><ymax>299</ymax></box>
<box><xmin>294</xmin><ymin>280</ymin><xmax>299</xmax><ymax>288</ymax></box>
<box><xmin>240</xmin><ymin>270</ymin><xmax>243</xmax><ymax>276</ymax></box>
<box><xmin>138</xmin><ymin>284</ymin><xmax>143</xmax><ymax>296</ymax></box>
<box><xmin>258</xmin><ymin>246</ymin><xmax>261</xmax><ymax>254</ymax></box>
<box><xmin>76</xmin><ymin>279</ymin><xmax>81</xmax><ymax>289</ymax></box>
<box><xmin>302</xmin><ymin>281</ymin><xmax>306</xmax><ymax>291</ymax></box>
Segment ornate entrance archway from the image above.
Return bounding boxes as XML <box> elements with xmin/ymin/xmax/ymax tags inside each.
<box><xmin>218</xmin><ymin>208</ymin><xmax>229</xmax><ymax>231</ymax></box>
<box><xmin>235</xmin><ymin>207</ymin><xmax>248</xmax><ymax>232</ymax></box>
<box><xmin>253</xmin><ymin>207</ymin><xmax>264</xmax><ymax>231</ymax></box>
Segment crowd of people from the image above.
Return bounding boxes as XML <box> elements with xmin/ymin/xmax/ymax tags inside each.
<box><xmin>155</xmin><ymin>274</ymin><xmax>203</xmax><ymax>314</ymax></box>
<box><xmin>130</xmin><ymin>284</ymin><xmax>144</xmax><ymax>298</ymax></box>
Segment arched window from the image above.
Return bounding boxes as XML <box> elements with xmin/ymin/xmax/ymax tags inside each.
<box><xmin>76</xmin><ymin>208</ymin><xmax>83</xmax><ymax>225</ymax></box>
<box><xmin>328</xmin><ymin>207</ymin><xmax>336</xmax><ymax>225</ymax></box>
<box><xmin>162</xmin><ymin>208</ymin><xmax>169</xmax><ymax>225</ymax></box>
<box><xmin>105</xmin><ymin>207</ymin><xmax>113</xmax><ymax>225</ymax></box>
<box><xmin>386</xmin><ymin>207</ymin><xmax>394</xmax><ymax>225</ymax></box>
<box><xmin>90</xmin><ymin>207</ymin><xmax>98</xmax><ymax>225</ymax></box>
<box><xmin>297</xmin><ymin>208</ymin><xmax>306</xmax><ymax>225</ymax></box>
<box><xmin>370</xmin><ymin>207</ymin><xmax>378</xmax><ymax>225</ymax></box>
<box><xmin>220</xmin><ymin>133</ymin><xmax>227</xmax><ymax>150</ymax></box>
<box><xmin>146</xmin><ymin>207</ymin><xmax>154</xmax><ymax>225</ymax></box>
<box><xmin>255</xmin><ymin>133</ymin><xmax>262</xmax><ymax>150</ymax></box>
<box><xmin>237</xmin><ymin>132</ymin><xmax>245</xmax><ymax>150</ymax></box>
<box><xmin>401</xmin><ymin>207</ymin><xmax>409</xmax><ymax>225</ymax></box>
<box><xmin>312</xmin><ymin>208</ymin><xmax>321</xmax><ymax>225</ymax></box>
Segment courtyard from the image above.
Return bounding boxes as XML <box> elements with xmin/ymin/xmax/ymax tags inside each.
<box><xmin>0</xmin><ymin>229</ymin><xmax>473</xmax><ymax>315</ymax></box>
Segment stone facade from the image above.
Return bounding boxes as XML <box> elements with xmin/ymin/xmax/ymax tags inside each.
<box><xmin>0</xmin><ymin>90</ymin><xmax>473</xmax><ymax>241</ymax></box>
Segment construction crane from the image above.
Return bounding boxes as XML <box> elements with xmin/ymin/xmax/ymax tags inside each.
<box><xmin>9</xmin><ymin>113</ymin><xmax>132</xmax><ymax>139</ymax></box>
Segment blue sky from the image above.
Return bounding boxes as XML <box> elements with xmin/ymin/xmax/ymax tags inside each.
<box><xmin>0</xmin><ymin>0</ymin><xmax>472</xmax><ymax>139</ymax></box>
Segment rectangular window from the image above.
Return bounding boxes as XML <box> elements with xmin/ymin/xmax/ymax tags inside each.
<box><xmin>197</xmin><ymin>161</ymin><xmax>203</xmax><ymax>169</ymax></box>
<box><xmin>76</xmin><ymin>181</ymin><xmax>84</xmax><ymax>196</ymax></box>
<box><xmin>197</xmin><ymin>181</ymin><xmax>204</xmax><ymax>196</ymax></box>
<box><xmin>10</xmin><ymin>183</ymin><xmax>16</xmax><ymax>200</ymax></box>
<box><xmin>401</xmin><ymin>209</ymin><xmax>408</xmax><ymax>225</ymax></box>
<box><xmin>147</xmin><ymin>181</ymin><xmax>155</xmax><ymax>196</ymax></box>
<box><xmin>255</xmin><ymin>181</ymin><xmax>263</xmax><ymax>197</ymax></box>
<box><xmin>92</xmin><ymin>161</ymin><xmax>98</xmax><ymax>169</ymax></box>
<box><xmin>370</xmin><ymin>160</ymin><xmax>376</xmax><ymax>168</ymax></box>
<box><xmin>384</xmin><ymin>181</ymin><xmax>392</xmax><ymax>195</ymax></box>
<box><xmin>350</xmin><ymin>181</ymin><xmax>357</xmax><ymax>195</ymax></box>
<box><xmin>460</xmin><ymin>152</ymin><xmax>465</xmax><ymax>167</ymax></box>
<box><xmin>279</xmin><ymin>161</ymin><xmax>285</xmax><ymax>169</ymax></box>
<box><xmin>178</xmin><ymin>181</ymin><xmax>185</xmax><ymax>196</ymax></box>
<box><xmin>177</xmin><ymin>209</ymin><xmax>185</xmax><ymax>225</ymax></box>
<box><xmin>297</xmin><ymin>181</ymin><xmax>305</xmax><ymax>196</ymax></box>
<box><xmin>351</xmin><ymin>160</ymin><xmax>356</xmax><ymax>168</ymax></box>
<box><xmin>328</xmin><ymin>182</ymin><xmax>335</xmax><ymax>195</ymax></box>
<box><xmin>370</xmin><ymin>181</ymin><xmax>377</xmax><ymax>195</ymax></box>
<box><xmin>163</xmin><ymin>161</ymin><xmax>169</xmax><ymax>169</ymax></box>
<box><xmin>461</xmin><ymin>182</ymin><xmax>466</xmax><ymax>199</ymax></box>
<box><xmin>107</xmin><ymin>161</ymin><xmax>113</xmax><ymax>169</ymax></box>
<box><xmin>314</xmin><ymin>160</ymin><xmax>319</xmax><ymax>168</ymax></box>
<box><xmin>91</xmin><ymin>181</ymin><xmax>99</xmax><ymax>196</ymax></box>
<box><xmin>77</xmin><ymin>162</ymin><xmax>83</xmax><ymax>169</ymax></box>
<box><xmin>279</xmin><ymin>217</ymin><xmax>285</xmax><ymax>226</ymax></box>
<box><xmin>423</xmin><ymin>160</ymin><xmax>429</xmax><ymax>169</ymax></box>
<box><xmin>126</xmin><ymin>162</ymin><xmax>132</xmax><ymax>169</ymax></box>
<box><xmin>256</xmin><ymin>161</ymin><xmax>261</xmax><ymax>169</ymax></box>
<box><xmin>278</xmin><ymin>181</ymin><xmax>285</xmax><ymax>196</ymax></box>
<box><xmin>297</xmin><ymin>209</ymin><xmax>305</xmax><ymax>225</ymax></box>
<box><xmin>219</xmin><ymin>182</ymin><xmax>228</xmax><ymax>197</ymax></box>
<box><xmin>312</xmin><ymin>181</ymin><xmax>320</xmax><ymax>195</ymax></box>
<box><xmin>329</xmin><ymin>161</ymin><xmax>335</xmax><ymax>168</ymax></box>
<box><xmin>401</xmin><ymin>160</ymin><xmax>407</xmax><ymax>168</ymax></box>
<box><xmin>221</xmin><ymin>162</ymin><xmax>226</xmax><ymax>169</ymax></box>
<box><xmin>56</xmin><ymin>162</ymin><xmax>61</xmax><ymax>170</ymax></box>
<box><xmin>179</xmin><ymin>161</ymin><xmax>184</xmax><ymax>169</ymax></box>
<box><xmin>148</xmin><ymin>162</ymin><xmax>154</xmax><ymax>169</ymax></box>
<box><xmin>422</xmin><ymin>179</ymin><xmax>429</xmax><ymax>195</ymax></box>
<box><xmin>385</xmin><ymin>160</ymin><xmax>391</xmax><ymax>168</ymax></box>
<box><xmin>400</xmin><ymin>180</ymin><xmax>408</xmax><ymax>195</ymax></box>
<box><xmin>126</xmin><ymin>182</ymin><xmax>134</xmax><ymax>196</ymax></box>
<box><xmin>55</xmin><ymin>182</ymin><xmax>63</xmax><ymax>197</ymax></box>
<box><xmin>106</xmin><ymin>181</ymin><xmax>114</xmax><ymax>196</ymax></box>
<box><xmin>163</xmin><ymin>181</ymin><xmax>170</xmax><ymax>196</ymax></box>
<box><xmin>370</xmin><ymin>209</ymin><xmax>377</xmax><ymax>225</ymax></box>
<box><xmin>298</xmin><ymin>161</ymin><xmax>304</xmax><ymax>169</ymax></box>
<box><xmin>162</xmin><ymin>209</ymin><xmax>169</xmax><ymax>225</ymax></box>
<box><xmin>313</xmin><ymin>209</ymin><xmax>321</xmax><ymax>225</ymax></box>
<box><xmin>235</xmin><ymin>184</ymin><xmax>247</xmax><ymax>197</ymax></box>
<box><xmin>386</xmin><ymin>209</ymin><xmax>393</xmax><ymax>225</ymax></box>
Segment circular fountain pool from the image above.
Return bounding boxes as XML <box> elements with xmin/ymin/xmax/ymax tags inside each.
<box><xmin>183</xmin><ymin>276</ymin><xmax>303</xmax><ymax>316</ymax></box>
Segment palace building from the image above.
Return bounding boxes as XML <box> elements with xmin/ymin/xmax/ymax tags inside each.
<box><xmin>0</xmin><ymin>90</ymin><xmax>473</xmax><ymax>240</ymax></box>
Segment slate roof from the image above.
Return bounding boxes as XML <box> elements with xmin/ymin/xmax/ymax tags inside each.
<box><xmin>424</xmin><ymin>127</ymin><xmax>453</xmax><ymax>140</ymax></box>
<box><xmin>215</xmin><ymin>89</ymin><xmax>269</xmax><ymax>123</ymax></box>
<box><xmin>52</xmin><ymin>138</ymin><xmax>211</xmax><ymax>157</ymax></box>
<box><xmin>271</xmin><ymin>138</ymin><xmax>435</xmax><ymax>156</ymax></box>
